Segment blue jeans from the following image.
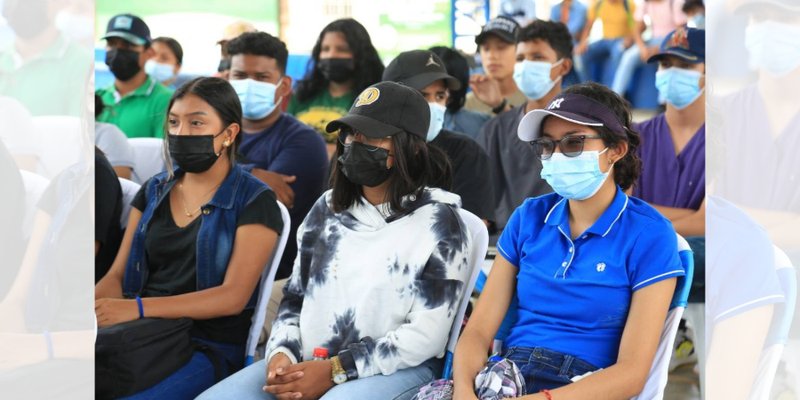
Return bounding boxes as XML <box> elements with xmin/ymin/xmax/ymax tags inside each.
<box><xmin>580</xmin><ymin>38</ymin><xmax>625</xmax><ymax>87</ymax></box>
<box><xmin>120</xmin><ymin>338</ymin><xmax>244</xmax><ymax>400</ymax></box>
<box><xmin>197</xmin><ymin>358</ymin><xmax>442</xmax><ymax>400</ymax></box>
<box><xmin>611</xmin><ymin>37</ymin><xmax>665</xmax><ymax>95</ymax></box>
<box><xmin>503</xmin><ymin>346</ymin><xmax>599</xmax><ymax>392</ymax></box>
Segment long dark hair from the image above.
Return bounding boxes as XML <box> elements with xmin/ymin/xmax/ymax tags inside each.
<box><xmin>428</xmin><ymin>46</ymin><xmax>469</xmax><ymax>113</ymax></box>
<box><xmin>163</xmin><ymin>77</ymin><xmax>243</xmax><ymax>176</ymax></box>
<box><xmin>562</xmin><ymin>82</ymin><xmax>641</xmax><ymax>191</ymax></box>
<box><xmin>295</xmin><ymin>18</ymin><xmax>385</xmax><ymax>103</ymax></box>
<box><xmin>329</xmin><ymin>131</ymin><xmax>452</xmax><ymax>213</ymax></box>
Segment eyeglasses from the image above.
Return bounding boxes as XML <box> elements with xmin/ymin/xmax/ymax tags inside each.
<box><xmin>530</xmin><ymin>135</ymin><xmax>603</xmax><ymax>160</ymax></box>
<box><xmin>338</xmin><ymin>130</ymin><xmax>388</xmax><ymax>148</ymax></box>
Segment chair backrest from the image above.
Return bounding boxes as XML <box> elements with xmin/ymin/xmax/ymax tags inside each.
<box><xmin>632</xmin><ymin>233</ymin><xmax>694</xmax><ymax>400</ymax></box>
<box><xmin>32</xmin><ymin>116</ymin><xmax>82</xmax><ymax>179</ymax></box>
<box><xmin>19</xmin><ymin>170</ymin><xmax>50</xmax><ymax>239</ymax></box>
<box><xmin>747</xmin><ymin>246</ymin><xmax>796</xmax><ymax>400</ymax></box>
<box><xmin>245</xmin><ymin>201</ymin><xmax>291</xmax><ymax>365</ymax></box>
<box><xmin>129</xmin><ymin>138</ymin><xmax>165</xmax><ymax>185</ymax></box>
<box><xmin>441</xmin><ymin>208</ymin><xmax>490</xmax><ymax>379</ymax></box>
<box><xmin>117</xmin><ymin>178</ymin><xmax>141</xmax><ymax>229</ymax></box>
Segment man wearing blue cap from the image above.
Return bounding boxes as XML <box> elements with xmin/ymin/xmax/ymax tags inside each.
<box><xmin>634</xmin><ymin>27</ymin><xmax>705</xmax><ymax>241</ymax></box>
<box><xmin>96</xmin><ymin>14</ymin><xmax>173</xmax><ymax>138</ymax></box>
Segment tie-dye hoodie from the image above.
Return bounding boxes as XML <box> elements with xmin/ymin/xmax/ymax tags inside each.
<box><xmin>266</xmin><ymin>187</ymin><xmax>472</xmax><ymax>379</ymax></box>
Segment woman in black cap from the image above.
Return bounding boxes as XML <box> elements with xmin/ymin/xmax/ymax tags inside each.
<box><xmin>452</xmin><ymin>82</ymin><xmax>684</xmax><ymax>399</ymax></box>
<box><xmin>200</xmin><ymin>81</ymin><xmax>472</xmax><ymax>400</ymax></box>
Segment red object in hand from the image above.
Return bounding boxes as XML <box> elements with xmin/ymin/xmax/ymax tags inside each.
<box><xmin>312</xmin><ymin>347</ymin><xmax>329</xmax><ymax>360</ymax></box>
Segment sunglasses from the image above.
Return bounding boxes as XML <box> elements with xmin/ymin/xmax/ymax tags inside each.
<box><xmin>529</xmin><ymin>135</ymin><xmax>603</xmax><ymax>160</ymax></box>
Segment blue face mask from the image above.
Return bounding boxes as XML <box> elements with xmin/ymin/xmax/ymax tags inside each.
<box><xmin>655</xmin><ymin>68</ymin><xmax>704</xmax><ymax>110</ymax></box>
<box><xmin>513</xmin><ymin>59</ymin><xmax>563</xmax><ymax>101</ymax></box>
<box><xmin>229</xmin><ymin>78</ymin><xmax>283</xmax><ymax>120</ymax></box>
<box><xmin>144</xmin><ymin>60</ymin><xmax>176</xmax><ymax>83</ymax></box>
<box><xmin>540</xmin><ymin>148</ymin><xmax>611</xmax><ymax>200</ymax></box>
<box><xmin>427</xmin><ymin>102</ymin><xmax>446</xmax><ymax>142</ymax></box>
<box><xmin>688</xmin><ymin>14</ymin><xmax>705</xmax><ymax>29</ymax></box>
<box><xmin>745</xmin><ymin>20</ymin><xmax>800</xmax><ymax>77</ymax></box>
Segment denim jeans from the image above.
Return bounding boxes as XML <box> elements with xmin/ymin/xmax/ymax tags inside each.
<box><xmin>197</xmin><ymin>357</ymin><xmax>441</xmax><ymax>400</ymax></box>
<box><xmin>503</xmin><ymin>346</ymin><xmax>599</xmax><ymax>392</ymax></box>
<box><xmin>579</xmin><ymin>38</ymin><xmax>625</xmax><ymax>87</ymax></box>
<box><xmin>611</xmin><ymin>37</ymin><xmax>665</xmax><ymax>95</ymax></box>
<box><xmin>120</xmin><ymin>338</ymin><xmax>244</xmax><ymax>400</ymax></box>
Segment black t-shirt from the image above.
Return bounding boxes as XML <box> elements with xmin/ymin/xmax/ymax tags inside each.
<box><xmin>95</xmin><ymin>149</ymin><xmax>123</xmax><ymax>282</ymax></box>
<box><xmin>131</xmin><ymin>183</ymin><xmax>283</xmax><ymax>344</ymax></box>
<box><xmin>430</xmin><ymin>129</ymin><xmax>496</xmax><ymax>222</ymax></box>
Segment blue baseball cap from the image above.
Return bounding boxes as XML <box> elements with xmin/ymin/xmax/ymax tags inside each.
<box><xmin>647</xmin><ymin>27</ymin><xmax>705</xmax><ymax>64</ymax></box>
<box><xmin>518</xmin><ymin>93</ymin><xmax>626</xmax><ymax>141</ymax></box>
<box><xmin>102</xmin><ymin>14</ymin><xmax>152</xmax><ymax>46</ymax></box>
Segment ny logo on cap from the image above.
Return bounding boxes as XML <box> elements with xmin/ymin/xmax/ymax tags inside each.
<box><xmin>355</xmin><ymin>87</ymin><xmax>380</xmax><ymax>107</ymax></box>
<box><xmin>548</xmin><ymin>98</ymin><xmax>565</xmax><ymax>110</ymax></box>
<box><xmin>113</xmin><ymin>15</ymin><xmax>134</xmax><ymax>30</ymax></box>
<box><xmin>668</xmin><ymin>27</ymin><xmax>690</xmax><ymax>50</ymax></box>
<box><xmin>426</xmin><ymin>55</ymin><xmax>439</xmax><ymax>67</ymax></box>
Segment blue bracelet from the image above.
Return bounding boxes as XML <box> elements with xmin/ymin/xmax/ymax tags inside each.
<box><xmin>136</xmin><ymin>296</ymin><xmax>144</xmax><ymax>319</ymax></box>
<box><xmin>43</xmin><ymin>330</ymin><xmax>54</xmax><ymax>359</ymax></box>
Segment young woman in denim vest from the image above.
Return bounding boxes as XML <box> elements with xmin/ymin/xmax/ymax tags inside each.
<box><xmin>95</xmin><ymin>77</ymin><xmax>284</xmax><ymax>399</ymax></box>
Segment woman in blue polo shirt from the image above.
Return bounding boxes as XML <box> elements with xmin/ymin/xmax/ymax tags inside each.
<box><xmin>452</xmin><ymin>82</ymin><xmax>684</xmax><ymax>399</ymax></box>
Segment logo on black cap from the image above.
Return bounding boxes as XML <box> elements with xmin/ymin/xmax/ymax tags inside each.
<box><xmin>548</xmin><ymin>98</ymin><xmax>565</xmax><ymax>110</ymax></box>
<box><xmin>425</xmin><ymin>55</ymin><xmax>440</xmax><ymax>67</ymax></box>
<box><xmin>355</xmin><ymin>88</ymin><xmax>380</xmax><ymax>107</ymax></box>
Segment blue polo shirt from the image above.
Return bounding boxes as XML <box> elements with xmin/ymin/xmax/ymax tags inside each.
<box><xmin>497</xmin><ymin>187</ymin><xmax>684</xmax><ymax>368</ymax></box>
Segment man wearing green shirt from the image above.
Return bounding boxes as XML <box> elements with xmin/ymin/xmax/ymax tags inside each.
<box><xmin>95</xmin><ymin>14</ymin><xmax>172</xmax><ymax>139</ymax></box>
<box><xmin>0</xmin><ymin>0</ymin><xmax>91</xmax><ymax>116</ymax></box>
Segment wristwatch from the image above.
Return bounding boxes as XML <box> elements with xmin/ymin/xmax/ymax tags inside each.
<box><xmin>330</xmin><ymin>356</ymin><xmax>348</xmax><ymax>384</ymax></box>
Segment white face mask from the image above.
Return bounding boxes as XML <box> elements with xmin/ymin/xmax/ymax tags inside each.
<box><xmin>230</xmin><ymin>78</ymin><xmax>283</xmax><ymax>120</ymax></box>
<box><xmin>426</xmin><ymin>102</ymin><xmax>446</xmax><ymax>142</ymax></box>
<box><xmin>540</xmin><ymin>148</ymin><xmax>612</xmax><ymax>200</ymax></box>
<box><xmin>745</xmin><ymin>20</ymin><xmax>800</xmax><ymax>77</ymax></box>
<box><xmin>513</xmin><ymin>59</ymin><xmax>563</xmax><ymax>101</ymax></box>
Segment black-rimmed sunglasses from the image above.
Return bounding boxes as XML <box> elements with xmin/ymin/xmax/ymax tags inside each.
<box><xmin>529</xmin><ymin>135</ymin><xmax>603</xmax><ymax>160</ymax></box>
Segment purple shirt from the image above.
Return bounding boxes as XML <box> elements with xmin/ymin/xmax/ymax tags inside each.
<box><xmin>634</xmin><ymin>113</ymin><xmax>705</xmax><ymax>210</ymax></box>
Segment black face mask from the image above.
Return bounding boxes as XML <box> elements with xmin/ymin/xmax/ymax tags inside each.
<box><xmin>318</xmin><ymin>58</ymin><xmax>355</xmax><ymax>83</ymax></box>
<box><xmin>168</xmin><ymin>132</ymin><xmax>225</xmax><ymax>173</ymax></box>
<box><xmin>4</xmin><ymin>1</ymin><xmax>49</xmax><ymax>39</ymax></box>
<box><xmin>105</xmin><ymin>48</ymin><xmax>142</xmax><ymax>81</ymax></box>
<box><xmin>338</xmin><ymin>142</ymin><xmax>392</xmax><ymax>187</ymax></box>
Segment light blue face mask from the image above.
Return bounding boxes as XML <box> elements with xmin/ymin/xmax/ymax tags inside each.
<box><xmin>144</xmin><ymin>60</ymin><xmax>176</xmax><ymax>83</ymax></box>
<box><xmin>427</xmin><ymin>102</ymin><xmax>446</xmax><ymax>142</ymax></box>
<box><xmin>229</xmin><ymin>78</ymin><xmax>283</xmax><ymax>120</ymax></box>
<box><xmin>540</xmin><ymin>148</ymin><xmax>611</xmax><ymax>200</ymax></box>
<box><xmin>745</xmin><ymin>20</ymin><xmax>800</xmax><ymax>77</ymax></box>
<box><xmin>513</xmin><ymin>59</ymin><xmax>563</xmax><ymax>101</ymax></box>
<box><xmin>688</xmin><ymin>14</ymin><xmax>705</xmax><ymax>29</ymax></box>
<box><xmin>655</xmin><ymin>68</ymin><xmax>704</xmax><ymax>110</ymax></box>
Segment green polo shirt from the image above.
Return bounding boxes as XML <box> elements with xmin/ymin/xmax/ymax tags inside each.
<box><xmin>96</xmin><ymin>75</ymin><xmax>173</xmax><ymax>138</ymax></box>
<box><xmin>0</xmin><ymin>35</ymin><xmax>91</xmax><ymax>116</ymax></box>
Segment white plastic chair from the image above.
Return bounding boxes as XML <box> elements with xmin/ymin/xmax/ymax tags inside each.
<box><xmin>245</xmin><ymin>201</ymin><xmax>291</xmax><ymax>365</ymax></box>
<box><xmin>747</xmin><ymin>246</ymin><xmax>797</xmax><ymax>400</ymax></box>
<box><xmin>441</xmin><ymin>209</ymin><xmax>490</xmax><ymax>379</ymax></box>
<box><xmin>632</xmin><ymin>234</ymin><xmax>695</xmax><ymax>400</ymax></box>
<box><xmin>32</xmin><ymin>116</ymin><xmax>82</xmax><ymax>179</ymax></box>
<box><xmin>128</xmin><ymin>138</ymin><xmax>165</xmax><ymax>185</ymax></box>
<box><xmin>117</xmin><ymin>178</ymin><xmax>141</xmax><ymax>229</ymax></box>
<box><xmin>19</xmin><ymin>170</ymin><xmax>50</xmax><ymax>239</ymax></box>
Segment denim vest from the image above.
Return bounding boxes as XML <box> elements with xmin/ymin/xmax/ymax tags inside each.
<box><xmin>122</xmin><ymin>164</ymin><xmax>268</xmax><ymax>309</ymax></box>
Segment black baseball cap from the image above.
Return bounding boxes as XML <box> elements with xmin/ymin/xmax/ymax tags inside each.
<box><xmin>518</xmin><ymin>93</ymin><xmax>626</xmax><ymax>141</ymax></box>
<box><xmin>647</xmin><ymin>27</ymin><xmax>705</xmax><ymax>64</ymax></box>
<box><xmin>102</xmin><ymin>14</ymin><xmax>152</xmax><ymax>46</ymax></box>
<box><xmin>475</xmin><ymin>16</ymin><xmax>520</xmax><ymax>45</ymax></box>
<box><xmin>383</xmin><ymin>50</ymin><xmax>461</xmax><ymax>91</ymax></box>
<box><xmin>326</xmin><ymin>82</ymin><xmax>430</xmax><ymax>140</ymax></box>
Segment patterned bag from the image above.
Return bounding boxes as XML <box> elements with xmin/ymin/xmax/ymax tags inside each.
<box><xmin>412</xmin><ymin>358</ymin><xmax>526</xmax><ymax>400</ymax></box>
